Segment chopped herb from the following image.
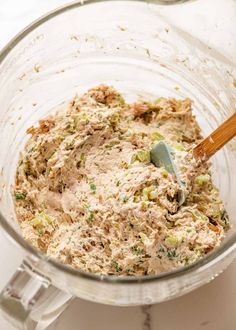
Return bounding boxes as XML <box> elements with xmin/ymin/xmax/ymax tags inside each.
<box><xmin>116</xmin><ymin>180</ymin><xmax>121</xmax><ymax>187</ymax></box>
<box><xmin>158</xmin><ymin>246</ymin><xmax>165</xmax><ymax>253</ymax></box>
<box><xmin>167</xmin><ymin>249</ymin><xmax>176</xmax><ymax>260</ymax></box>
<box><xmin>58</xmin><ymin>180</ymin><xmax>66</xmax><ymax>193</ymax></box>
<box><xmin>131</xmin><ymin>150</ymin><xmax>150</xmax><ymax>163</ymax></box>
<box><xmin>86</xmin><ymin>211</ymin><xmax>95</xmax><ymax>223</ymax></box>
<box><xmin>131</xmin><ymin>245</ymin><xmax>144</xmax><ymax>255</ymax></box>
<box><xmin>15</xmin><ymin>192</ymin><xmax>26</xmax><ymax>200</ymax></box>
<box><xmin>121</xmin><ymin>194</ymin><xmax>128</xmax><ymax>203</ymax></box>
<box><xmin>151</xmin><ymin>132</ymin><xmax>164</xmax><ymax>142</ymax></box>
<box><xmin>126</xmin><ymin>268</ymin><xmax>134</xmax><ymax>274</ymax></box>
<box><xmin>184</xmin><ymin>256</ymin><xmax>190</xmax><ymax>265</ymax></box>
<box><xmin>129</xmin><ymin>222</ymin><xmax>134</xmax><ymax>228</ymax></box>
<box><xmin>89</xmin><ymin>182</ymin><xmax>96</xmax><ymax>193</ymax></box>
<box><xmin>112</xmin><ymin>261</ymin><xmax>122</xmax><ymax>272</ymax></box>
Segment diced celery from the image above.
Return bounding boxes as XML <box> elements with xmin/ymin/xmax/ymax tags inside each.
<box><xmin>30</xmin><ymin>217</ymin><xmax>42</xmax><ymax>227</ymax></box>
<box><xmin>120</xmin><ymin>161</ymin><xmax>129</xmax><ymax>169</ymax></box>
<box><xmin>172</xmin><ymin>143</ymin><xmax>185</xmax><ymax>151</ymax></box>
<box><xmin>166</xmin><ymin>222</ymin><xmax>173</xmax><ymax>229</ymax></box>
<box><xmin>149</xmin><ymin>189</ymin><xmax>158</xmax><ymax>200</ymax></box>
<box><xmin>142</xmin><ymin>186</ymin><xmax>157</xmax><ymax>201</ymax></box>
<box><xmin>73</xmin><ymin>116</ymin><xmax>80</xmax><ymax>129</ymax></box>
<box><xmin>165</xmin><ymin>235</ymin><xmax>179</xmax><ymax>247</ymax></box>
<box><xmin>195</xmin><ymin>174</ymin><xmax>210</xmax><ymax>185</ymax></box>
<box><xmin>131</xmin><ymin>150</ymin><xmax>150</xmax><ymax>163</ymax></box>
<box><xmin>142</xmin><ymin>187</ymin><xmax>151</xmax><ymax>201</ymax></box>
<box><xmin>80</xmin><ymin>153</ymin><xmax>85</xmax><ymax>161</ymax></box>
<box><xmin>109</xmin><ymin>113</ymin><xmax>120</xmax><ymax>125</ymax></box>
<box><xmin>200</xmin><ymin>214</ymin><xmax>209</xmax><ymax>222</ymax></box>
<box><xmin>30</xmin><ymin>212</ymin><xmax>55</xmax><ymax>228</ymax></box>
<box><xmin>139</xmin><ymin>232</ymin><xmax>149</xmax><ymax>244</ymax></box>
<box><xmin>151</xmin><ymin>132</ymin><xmax>164</xmax><ymax>142</ymax></box>
<box><xmin>141</xmin><ymin>201</ymin><xmax>148</xmax><ymax>211</ymax></box>
<box><xmin>79</xmin><ymin>113</ymin><xmax>90</xmax><ymax>120</ymax></box>
<box><xmin>190</xmin><ymin>209</ymin><xmax>209</xmax><ymax>222</ymax></box>
<box><xmin>161</xmin><ymin>168</ymin><xmax>169</xmax><ymax>178</ymax></box>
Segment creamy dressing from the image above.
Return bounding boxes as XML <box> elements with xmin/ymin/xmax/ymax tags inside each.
<box><xmin>13</xmin><ymin>85</ymin><xmax>229</xmax><ymax>276</ymax></box>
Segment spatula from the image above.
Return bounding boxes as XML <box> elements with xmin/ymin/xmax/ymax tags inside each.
<box><xmin>150</xmin><ymin>112</ymin><xmax>236</xmax><ymax>206</ymax></box>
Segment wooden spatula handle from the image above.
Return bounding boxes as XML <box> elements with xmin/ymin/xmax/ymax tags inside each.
<box><xmin>193</xmin><ymin>112</ymin><xmax>236</xmax><ymax>160</ymax></box>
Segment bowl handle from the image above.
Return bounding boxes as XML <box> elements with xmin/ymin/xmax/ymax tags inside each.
<box><xmin>0</xmin><ymin>260</ymin><xmax>73</xmax><ymax>329</ymax></box>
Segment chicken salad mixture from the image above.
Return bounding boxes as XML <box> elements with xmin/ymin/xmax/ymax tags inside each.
<box><xmin>13</xmin><ymin>85</ymin><xmax>229</xmax><ymax>276</ymax></box>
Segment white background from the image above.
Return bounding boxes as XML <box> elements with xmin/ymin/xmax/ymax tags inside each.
<box><xmin>0</xmin><ymin>0</ymin><xmax>236</xmax><ymax>329</ymax></box>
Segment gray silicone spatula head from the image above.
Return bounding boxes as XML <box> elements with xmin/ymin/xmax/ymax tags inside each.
<box><xmin>150</xmin><ymin>141</ymin><xmax>186</xmax><ymax>206</ymax></box>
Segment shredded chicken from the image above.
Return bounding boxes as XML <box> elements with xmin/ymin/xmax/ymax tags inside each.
<box><xmin>13</xmin><ymin>85</ymin><xmax>230</xmax><ymax>276</ymax></box>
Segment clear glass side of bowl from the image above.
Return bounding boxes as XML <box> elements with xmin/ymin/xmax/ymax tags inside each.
<box><xmin>0</xmin><ymin>0</ymin><xmax>236</xmax><ymax>304</ymax></box>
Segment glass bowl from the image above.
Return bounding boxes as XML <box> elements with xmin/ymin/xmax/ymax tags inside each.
<box><xmin>0</xmin><ymin>1</ymin><xmax>235</xmax><ymax>328</ymax></box>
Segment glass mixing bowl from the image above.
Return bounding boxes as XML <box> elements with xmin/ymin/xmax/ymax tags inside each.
<box><xmin>0</xmin><ymin>1</ymin><xmax>235</xmax><ymax>329</ymax></box>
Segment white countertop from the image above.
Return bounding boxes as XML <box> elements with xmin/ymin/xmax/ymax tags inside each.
<box><xmin>0</xmin><ymin>0</ymin><xmax>236</xmax><ymax>329</ymax></box>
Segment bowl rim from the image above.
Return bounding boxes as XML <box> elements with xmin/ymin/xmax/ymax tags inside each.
<box><xmin>0</xmin><ymin>0</ymin><xmax>235</xmax><ymax>285</ymax></box>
